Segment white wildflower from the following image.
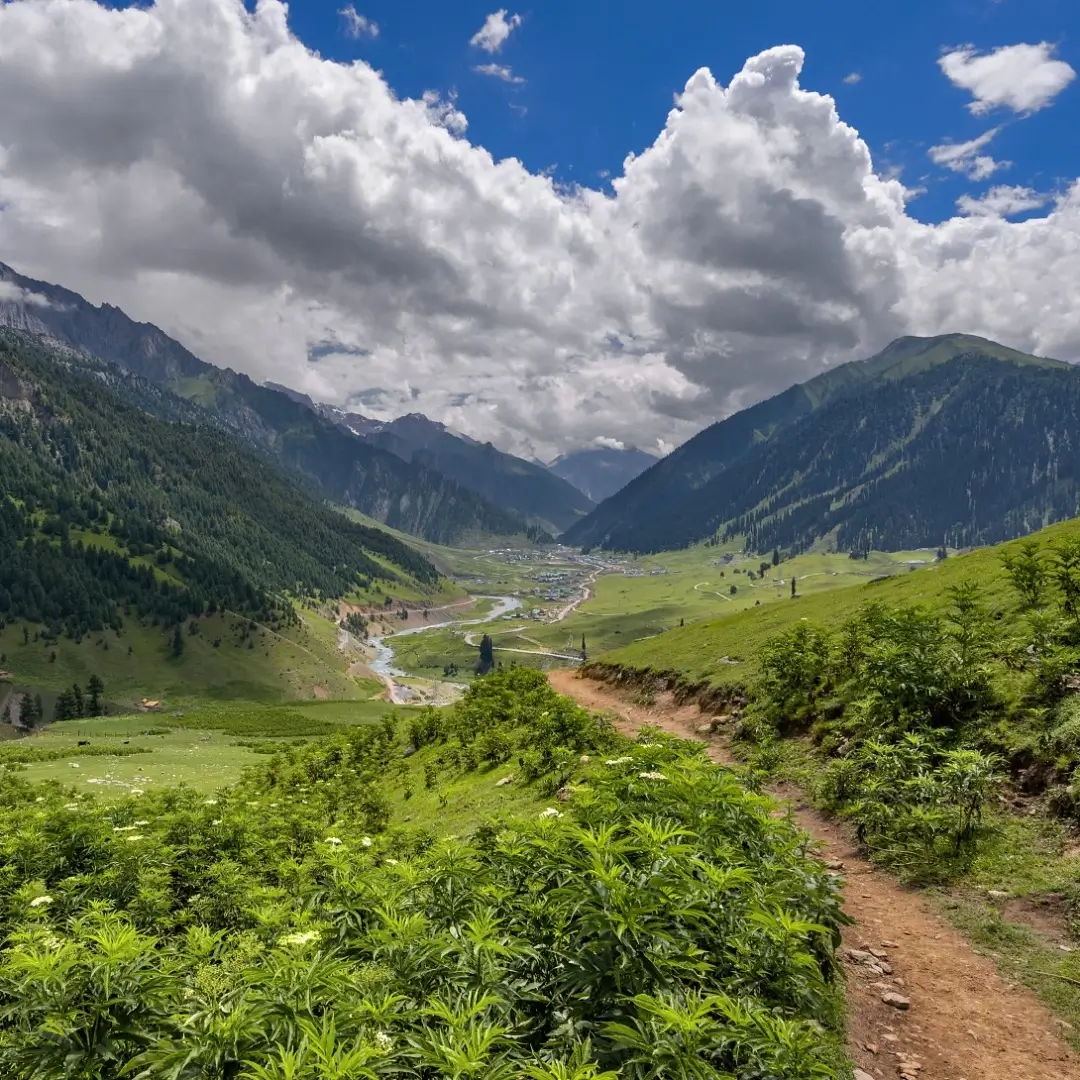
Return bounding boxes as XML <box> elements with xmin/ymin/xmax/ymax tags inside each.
<box><xmin>64</xmin><ymin>803</ymin><xmax>78</xmax><ymax>810</ymax></box>
<box><xmin>385</xmin><ymin>858</ymin><xmax>398</xmax><ymax>866</ymax></box>
<box><xmin>133</xmin><ymin>820</ymin><xmax>149</xmax><ymax>827</ymax></box>
<box><xmin>638</xmin><ymin>771</ymin><xmax>667</xmax><ymax>781</ymax></box>
<box><xmin>604</xmin><ymin>756</ymin><xmax>633</xmax><ymax>766</ymax></box>
<box><xmin>360</xmin><ymin>836</ymin><xmax>373</xmax><ymax>848</ymax></box>
<box><xmin>538</xmin><ymin>808</ymin><xmax>562</xmax><ymax>820</ymax></box>
<box><xmin>130</xmin><ymin>788</ymin><xmax>144</xmax><ymax>795</ymax></box>
<box><xmin>324</xmin><ymin>836</ymin><xmax>343</xmax><ymax>846</ymax></box>
<box><xmin>279</xmin><ymin>929</ymin><xmax>321</xmax><ymax>947</ymax></box>
<box><xmin>29</xmin><ymin>895</ymin><xmax>53</xmax><ymax>908</ymax></box>
<box><xmin>203</xmin><ymin>799</ymin><xmax>218</xmax><ymax>806</ymax></box>
<box><xmin>35</xmin><ymin>796</ymin><xmax>45</xmax><ymax>803</ymax></box>
<box><xmin>373</xmin><ymin>1030</ymin><xmax>393</xmax><ymax>1053</ymax></box>
<box><xmin>211</xmin><ymin>819</ymin><xmax>222</xmax><ymax>826</ymax></box>
<box><xmin>126</xmin><ymin>834</ymin><xmax>144</xmax><ymax>842</ymax></box>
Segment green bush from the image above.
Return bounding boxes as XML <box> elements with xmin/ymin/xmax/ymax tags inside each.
<box><xmin>0</xmin><ymin>680</ymin><xmax>849</xmax><ymax>1079</ymax></box>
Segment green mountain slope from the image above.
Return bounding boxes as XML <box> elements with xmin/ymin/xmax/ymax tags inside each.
<box><xmin>0</xmin><ymin>331</ymin><xmax>443</xmax><ymax>641</ymax></box>
<box><xmin>565</xmin><ymin>334</ymin><xmax>1080</xmax><ymax>554</ymax></box>
<box><xmin>322</xmin><ymin>409</ymin><xmax>593</xmax><ymax>534</ymax></box>
<box><xmin>0</xmin><ymin>261</ymin><xmax>532</xmax><ymax>545</ymax></box>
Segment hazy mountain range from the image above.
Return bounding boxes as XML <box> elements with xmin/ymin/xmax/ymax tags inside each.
<box><xmin>546</xmin><ymin>447</ymin><xmax>659</xmax><ymax>503</ymax></box>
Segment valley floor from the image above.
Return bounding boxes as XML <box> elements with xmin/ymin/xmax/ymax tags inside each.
<box><xmin>549</xmin><ymin>669</ymin><xmax>1080</xmax><ymax>1080</ymax></box>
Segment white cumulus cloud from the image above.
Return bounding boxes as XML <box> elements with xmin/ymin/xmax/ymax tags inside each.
<box><xmin>940</xmin><ymin>42</ymin><xmax>1076</xmax><ymax>115</ymax></box>
<box><xmin>470</xmin><ymin>9</ymin><xmax>521</xmax><ymax>54</ymax></box>
<box><xmin>956</xmin><ymin>185</ymin><xmax>1047</xmax><ymax>218</ymax></box>
<box><xmin>0</xmin><ymin>2</ymin><xmax>1078</xmax><ymax>459</ymax></box>
<box><xmin>928</xmin><ymin>128</ymin><xmax>1010</xmax><ymax>180</ymax></box>
<box><xmin>339</xmin><ymin>6</ymin><xmax>378</xmax><ymax>39</ymax></box>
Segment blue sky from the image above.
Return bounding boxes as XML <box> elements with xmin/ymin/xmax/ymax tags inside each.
<box><xmin>285</xmin><ymin>0</ymin><xmax>1079</xmax><ymax>223</ymax></box>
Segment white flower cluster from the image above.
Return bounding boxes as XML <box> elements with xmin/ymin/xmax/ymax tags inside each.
<box><xmin>29</xmin><ymin>895</ymin><xmax>53</xmax><ymax>909</ymax></box>
<box><xmin>538</xmin><ymin>808</ymin><xmax>562</xmax><ymax>820</ymax></box>
<box><xmin>360</xmin><ymin>836</ymin><xmax>373</xmax><ymax>848</ymax></box>
<box><xmin>324</xmin><ymin>836</ymin><xmax>343</xmax><ymax>846</ymax></box>
<box><xmin>638</xmin><ymin>771</ymin><xmax>667</xmax><ymax>781</ymax></box>
<box><xmin>604</xmin><ymin>757</ymin><xmax>633</xmax><ymax>766</ymax></box>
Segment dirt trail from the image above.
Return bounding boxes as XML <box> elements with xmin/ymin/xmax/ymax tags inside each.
<box><xmin>549</xmin><ymin>669</ymin><xmax>1080</xmax><ymax>1080</ymax></box>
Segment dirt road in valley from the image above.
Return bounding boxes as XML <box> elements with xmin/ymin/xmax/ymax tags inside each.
<box><xmin>548</xmin><ymin>669</ymin><xmax>1080</xmax><ymax>1080</ymax></box>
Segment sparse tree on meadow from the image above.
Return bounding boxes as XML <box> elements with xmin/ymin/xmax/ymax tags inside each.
<box><xmin>87</xmin><ymin>674</ymin><xmax>104</xmax><ymax>716</ymax></box>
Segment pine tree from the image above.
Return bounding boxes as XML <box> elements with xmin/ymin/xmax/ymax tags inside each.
<box><xmin>791</xmin><ymin>577</ymin><xmax>797</xmax><ymax>598</ymax></box>
<box><xmin>772</xmin><ymin>548</ymin><xmax>780</xmax><ymax>566</ymax></box>
<box><xmin>171</xmin><ymin>624</ymin><xmax>184</xmax><ymax>658</ymax></box>
<box><xmin>87</xmin><ymin>674</ymin><xmax>104</xmax><ymax>716</ymax></box>
<box><xmin>54</xmin><ymin>688</ymin><xmax>76</xmax><ymax>722</ymax></box>
<box><xmin>477</xmin><ymin>634</ymin><xmax>495</xmax><ymax>675</ymax></box>
<box><xmin>72</xmin><ymin>683</ymin><xmax>85</xmax><ymax>718</ymax></box>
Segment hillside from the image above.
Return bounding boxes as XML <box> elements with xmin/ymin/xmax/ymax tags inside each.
<box><xmin>0</xmin><ymin>331</ymin><xmax>445</xmax><ymax>644</ymax></box>
<box><xmin>0</xmin><ymin>669</ymin><xmax>849</xmax><ymax>1078</ymax></box>
<box><xmin>565</xmin><ymin>334</ymin><xmax>1080</xmax><ymax>554</ymax></box>
<box><xmin>0</xmin><ymin>261</ymin><xmax>532</xmax><ymax>545</ymax></box>
<box><xmin>547</xmin><ymin>445</ymin><xmax>659</xmax><ymax>502</ymax></box>
<box><xmin>312</xmin><ymin>404</ymin><xmax>591</xmax><ymax>534</ymax></box>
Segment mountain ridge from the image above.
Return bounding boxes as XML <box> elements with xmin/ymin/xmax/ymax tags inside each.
<box><xmin>254</xmin><ymin>389</ymin><xmax>594</xmax><ymax>535</ymax></box>
<box><xmin>546</xmin><ymin>446</ymin><xmax>660</xmax><ymax>503</ymax></box>
<box><xmin>0</xmin><ymin>261</ymin><xmax>538</xmax><ymax>546</ymax></box>
<box><xmin>0</xmin><ymin>330</ymin><xmax>445</xmax><ymax>642</ymax></box>
<box><xmin>565</xmin><ymin>334</ymin><xmax>1080</xmax><ymax>554</ymax></box>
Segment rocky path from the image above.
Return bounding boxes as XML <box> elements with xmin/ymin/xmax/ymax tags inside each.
<box><xmin>549</xmin><ymin>669</ymin><xmax>1080</xmax><ymax>1080</ymax></box>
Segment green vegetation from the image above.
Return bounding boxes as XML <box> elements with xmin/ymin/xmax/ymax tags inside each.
<box><xmin>2</xmin><ymin>701</ymin><xmax>400</xmax><ymax>793</ymax></box>
<box><xmin>593</xmin><ymin>517</ymin><xmax>1080</xmax><ymax>1033</ymax></box>
<box><xmin>0</xmin><ymin>669</ymin><xmax>849</xmax><ymax>1078</ymax></box>
<box><xmin>594</xmin><ymin>526</ymin><xmax>1080</xmax><ymax>694</ymax></box>
<box><xmin>0</xmin><ymin>332</ymin><xmax>444</xmax><ymax>645</ymax></box>
<box><xmin>0</xmin><ymin>608</ymin><xmax>373</xmax><ymax>707</ymax></box>
<box><xmin>359</xmin><ymin>411</ymin><xmax>590</xmax><ymax>534</ymax></box>
<box><xmin>567</xmin><ymin>333</ymin><xmax>1080</xmax><ymax>554</ymax></box>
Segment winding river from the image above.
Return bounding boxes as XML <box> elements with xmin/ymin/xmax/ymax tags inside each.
<box><xmin>368</xmin><ymin>596</ymin><xmax>523</xmax><ymax>695</ymax></box>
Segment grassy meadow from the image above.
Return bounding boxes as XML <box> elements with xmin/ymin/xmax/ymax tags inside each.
<box><xmin>1</xmin><ymin>699</ymin><xmax>402</xmax><ymax>794</ymax></box>
<box><xmin>385</xmin><ymin>541</ymin><xmax>944</xmax><ymax>680</ymax></box>
<box><xmin>0</xmin><ymin>602</ymin><xmax>384</xmax><ymax>710</ymax></box>
<box><xmin>592</xmin><ymin>532</ymin><xmax>1062</xmax><ymax>692</ymax></box>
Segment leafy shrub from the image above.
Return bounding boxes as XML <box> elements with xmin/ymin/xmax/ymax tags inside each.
<box><xmin>0</xmin><ymin>743</ymin><xmax>151</xmax><ymax>765</ymax></box>
<box><xmin>818</xmin><ymin>735</ymin><xmax>999</xmax><ymax>880</ymax></box>
<box><xmin>0</xmin><ymin>682</ymin><xmax>849</xmax><ymax>1079</ymax></box>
